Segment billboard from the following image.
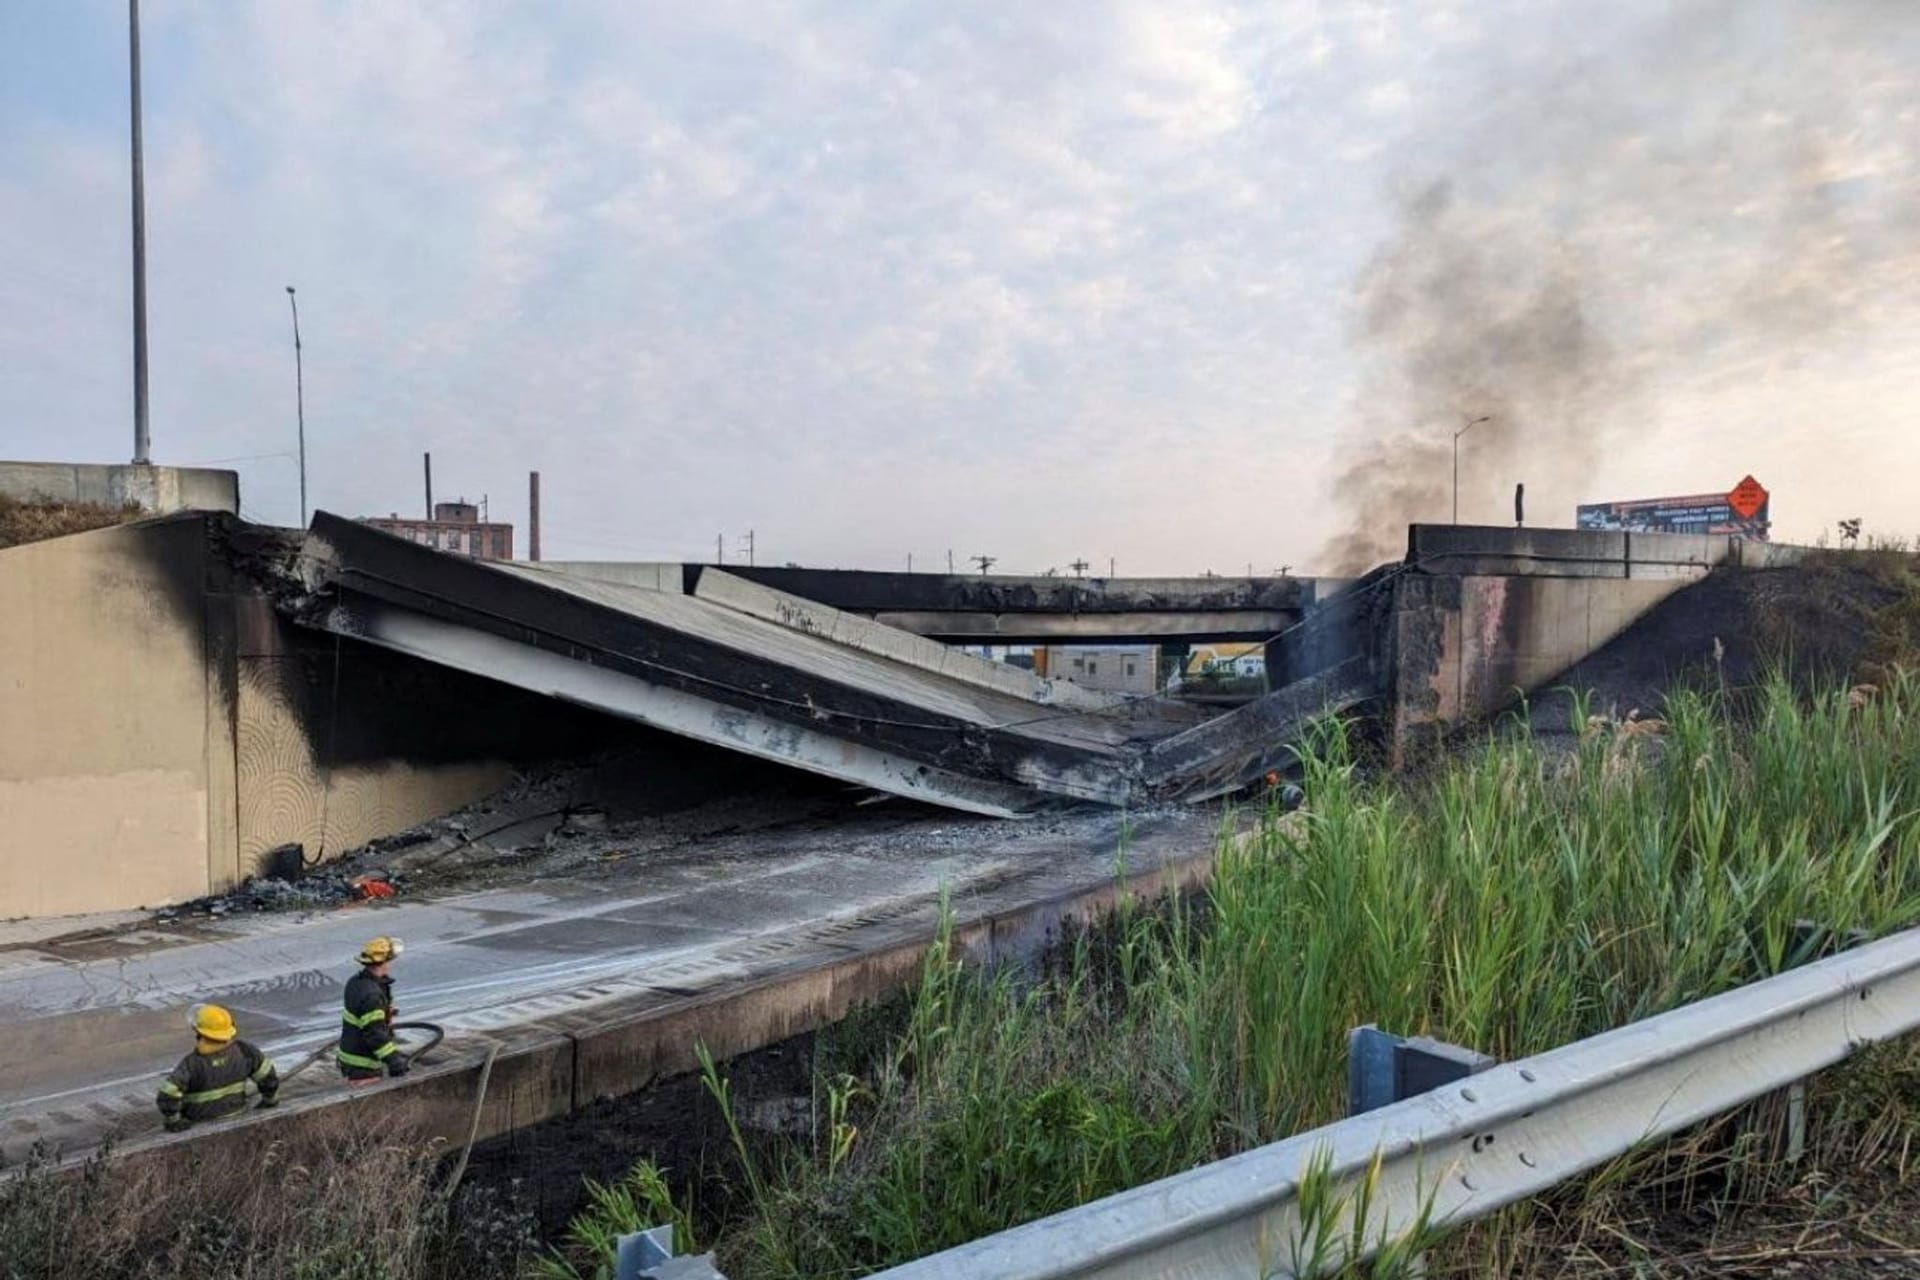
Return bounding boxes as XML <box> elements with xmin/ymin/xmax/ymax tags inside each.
<box><xmin>1575</xmin><ymin>476</ymin><xmax>1770</xmax><ymax>540</ymax></box>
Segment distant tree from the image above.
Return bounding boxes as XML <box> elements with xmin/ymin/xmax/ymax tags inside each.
<box><xmin>1839</xmin><ymin>518</ymin><xmax>1864</xmax><ymax>548</ymax></box>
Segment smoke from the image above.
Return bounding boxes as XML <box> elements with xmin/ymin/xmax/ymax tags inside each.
<box><xmin>1321</xmin><ymin>0</ymin><xmax>1920</xmax><ymax>573</ymax></box>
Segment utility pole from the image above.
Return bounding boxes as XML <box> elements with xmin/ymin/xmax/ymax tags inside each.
<box><xmin>1070</xmin><ymin>558</ymin><xmax>1089</xmax><ymax>578</ymax></box>
<box><xmin>1108</xmin><ymin>556</ymin><xmax>1115</xmax><ymax>577</ymax></box>
<box><xmin>285</xmin><ymin>287</ymin><xmax>306</xmax><ymax>522</ymax></box>
<box><xmin>907</xmin><ymin>552</ymin><xmax>913</xmax><ymax>572</ymax></box>
<box><xmin>1452</xmin><ymin>414</ymin><xmax>1491</xmax><ymax>524</ymax></box>
<box><xmin>737</xmin><ymin>529</ymin><xmax>755</xmax><ymax>566</ymax></box>
<box><xmin>947</xmin><ymin>549</ymin><xmax>954</xmax><ymax>574</ymax></box>
<box><xmin>129</xmin><ymin>0</ymin><xmax>151</xmax><ymax>464</ymax></box>
<box><xmin>716</xmin><ymin>533</ymin><xmax>724</xmax><ymax>564</ymax></box>
<box><xmin>970</xmin><ymin>555</ymin><xmax>996</xmax><ymax>575</ymax></box>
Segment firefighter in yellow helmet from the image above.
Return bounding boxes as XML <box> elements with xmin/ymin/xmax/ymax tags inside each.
<box><xmin>155</xmin><ymin>1003</ymin><xmax>279</xmax><ymax>1132</ymax></box>
<box><xmin>338</xmin><ymin>936</ymin><xmax>411</xmax><ymax>1082</ymax></box>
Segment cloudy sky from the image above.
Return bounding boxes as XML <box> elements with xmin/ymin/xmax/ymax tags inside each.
<box><xmin>3</xmin><ymin>2</ymin><xmax>1916</xmax><ymax>572</ymax></box>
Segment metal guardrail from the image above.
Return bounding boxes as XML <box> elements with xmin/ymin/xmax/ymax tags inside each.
<box><xmin>869</xmin><ymin>925</ymin><xmax>1920</xmax><ymax>1279</ymax></box>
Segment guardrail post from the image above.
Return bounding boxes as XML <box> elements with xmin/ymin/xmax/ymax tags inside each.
<box><xmin>1348</xmin><ymin>1025</ymin><xmax>1495</xmax><ymax>1116</ymax></box>
<box><xmin>615</xmin><ymin>1225</ymin><xmax>728</xmax><ymax>1279</ymax></box>
<box><xmin>1776</xmin><ymin>920</ymin><xmax>1870</xmax><ymax>1163</ymax></box>
<box><xmin>615</xmin><ymin>1226</ymin><xmax>674</xmax><ymax>1280</ymax></box>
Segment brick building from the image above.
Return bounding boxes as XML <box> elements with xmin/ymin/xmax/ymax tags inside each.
<box><xmin>363</xmin><ymin>501</ymin><xmax>513</xmax><ymax>561</ymax></box>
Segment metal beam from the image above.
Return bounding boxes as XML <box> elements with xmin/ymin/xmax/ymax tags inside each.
<box><xmin>868</xmin><ymin>925</ymin><xmax>1920</xmax><ymax>1279</ymax></box>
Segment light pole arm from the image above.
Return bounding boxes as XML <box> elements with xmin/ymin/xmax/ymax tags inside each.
<box><xmin>287</xmin><ymin>287</ymin><xmax>307</xmax><ymax>524</ymax></box>
<box><xmin>1451</xmin><ymin>415</ymin><xmax>1490</xmax><ymax>525</ymax></box>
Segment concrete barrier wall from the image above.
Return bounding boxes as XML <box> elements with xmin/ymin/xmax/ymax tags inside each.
<box><xmin>0</xmin><ymin>518</ymin><xmax>235</xmax><ymax>916</ymax></box>
<box><xmin>0</xmin><ymin>460</ymin><xmax>239</xmax><ymax>515</ymax></box>
<box><xmin>1405</xmin><ymin>523</ymin><xmax>1805</xmax><ymax>580</ymax></box>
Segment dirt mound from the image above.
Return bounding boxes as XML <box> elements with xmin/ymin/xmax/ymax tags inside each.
<box><xmin>0</xmin><ymin>494</ymin><xmax>143</xmax><ymax>550</ymax></box>
<box><xmin>1525</xmin><ymin>558</ymin><xmax>1908</xmax><ymax>733</ymax></box>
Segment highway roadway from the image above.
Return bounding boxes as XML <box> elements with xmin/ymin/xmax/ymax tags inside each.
<box><xmin>0</xmin><ymin>806</ymin><xmax>1218</xmax><ymax>1162</ymax></box>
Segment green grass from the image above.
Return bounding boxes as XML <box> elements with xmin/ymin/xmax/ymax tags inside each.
<box><xmin>549</xmin><ymin>673</ymin><xmax>1920</xmax><ymax>1279</ymax></box>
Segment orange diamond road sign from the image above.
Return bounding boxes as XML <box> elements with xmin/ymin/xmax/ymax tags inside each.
<box><xmin>1726</xmin><ymin>475</ymin><xmax>1768</xmax><ymax>521</ymax></box>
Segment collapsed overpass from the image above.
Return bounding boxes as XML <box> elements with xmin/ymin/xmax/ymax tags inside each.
<box><xmin>294</xmin><ymin>514</ymin><xmax>1370</xmax><ymax>816</ymax></box>
<box><xmin>0</xmin><ymin>508</ymin><xmax>1805</xmax><ymax>917</ymax></box>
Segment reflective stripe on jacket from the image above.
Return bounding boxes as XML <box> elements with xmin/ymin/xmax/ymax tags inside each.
<box><xmin>338</xmin><ymin>969</ymin><xmax>398</xmax><ymax>1076</ymax></box>
<box><xmin>156</xmin><ymin>1039</ymin><xmax>279</xmax><ymax>1123</ymax></box>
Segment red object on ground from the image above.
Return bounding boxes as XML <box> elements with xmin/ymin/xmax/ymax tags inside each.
<box><xmin>350</xmin><ymin>877</ymin><xmax>396</xmax><ymax>900</ymax></box>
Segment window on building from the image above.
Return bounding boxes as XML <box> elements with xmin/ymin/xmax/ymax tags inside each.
<box><xmin>1087</xmin><ymin>660</ymin><xmax>1098</xmax><ymax>675</ymax></box>
<box><xmin>1125</xmin><ymin>660</ymin><xmax>1136</xmax><ymax>677</ymax></box>
<box><xmin>1073</xmin><ymin>657</ymin><xmax>1085</xmax><ymax>670</ymax></box>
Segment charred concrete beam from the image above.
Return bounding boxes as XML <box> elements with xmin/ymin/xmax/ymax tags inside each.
<box><xmin>870</xmin><ymin>609</ymin><xmax>1296</xmax><ymax>645</ymax></box>
<box><xmin>1140</xmin><ymin>658</ymin><xmax>1378</xmax><ymax>803</ymax></box>
<box><xmin>715</xmin><ymin>565</ymin><xmax>1314</xmax><ymax>616</ymax></box>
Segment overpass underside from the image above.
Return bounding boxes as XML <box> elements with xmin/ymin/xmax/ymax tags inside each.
<box><xmin>294</xmin><ymin>515</ymin><xmax>1371</xmax><ymax>816</ymax></box>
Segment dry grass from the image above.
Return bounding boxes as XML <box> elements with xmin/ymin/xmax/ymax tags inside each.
<box><xmin>1796</xmin><ymin>546</ymin><xmax>1920</xmax><ymax>684</ymax></box>
<box><xmin>0</xmin><ymin>494</ymin><xmax>145</xmax><ymax>552</ymax></box>
<box><xmin>0</xmin><ymin>1107</ymin><xmax>536</xmax><ymax>1280</ymax></box>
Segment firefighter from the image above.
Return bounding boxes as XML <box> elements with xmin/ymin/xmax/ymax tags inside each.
<box><xmin>339</xmin><ymin>935</ymin><xmax>411</xmax><ymax>1082</ymax></box>
<box><xmin>155</xmin><ymin>1003</ymin><xmax>279</xmax><ymax>1132</ymax></box>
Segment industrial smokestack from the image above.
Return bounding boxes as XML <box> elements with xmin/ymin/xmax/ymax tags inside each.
<box><xmin>423</xmin><ymin>452</ymin><xmax>433</xmax><ymax>518</ymax></box>
<box><xmin>529</xmin><ymin>470</ymin><xmax>541</xmax><ymax>562</ymax></box>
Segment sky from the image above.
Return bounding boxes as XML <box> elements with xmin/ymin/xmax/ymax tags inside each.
<box><xmin>3</xmin><ymin>2</ymin><xmax>1917</xmax><ymax>573</ymax></box>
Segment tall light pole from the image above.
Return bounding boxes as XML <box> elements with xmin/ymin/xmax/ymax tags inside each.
<box><xmin>1452</xmin><ymin>415</ymin><xmax>1491</xmax><ymax>524</ymax></box>
<box><xmin>285</xmin><ymin>287</ymin><xmax>307</xmax><ymax>523</ymax></box>
<box><xmin>129</xmin><ymin>0</ymin><xmax>151</xmax><ymax>464</ymax></box>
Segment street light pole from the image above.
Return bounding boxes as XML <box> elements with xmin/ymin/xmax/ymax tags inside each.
<box><xmin>129</xmin><ymin>0</ymin><xmax>151</xmax><ymax>464</ymax></box>
<box><xmin>285</xmin><ymin>287</ymin><xmax>307</xmax><ymax>523</ymax></box>
<box><xmin>1452</xmin><ymin>415</ymin><xmax>1491</xmax><ymax>524</ymax></box>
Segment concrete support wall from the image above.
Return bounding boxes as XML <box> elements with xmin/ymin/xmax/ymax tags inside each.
<box><xmin>232</xmin><ymin>595</ymin><xmax>510</xmax><ymax>871</ymax></box>
<box><xmin>0</xmin><ymin>517</ymin><xmax>530</xmax><ymax>918</ymax></box>
<box><xmin>1381</xmin><ymin>525</ymin><xmax>1797</xmax><ymax>758</ymax></box>
<box><xmin>1388</xmin><ymin>573</ymin><xmax>1691</xmax><ymax>754</ymax></box>
<box><xmin>0</xmin><ymin>518</ymin><xmax>236</xmax><ymax>917</ymax></box>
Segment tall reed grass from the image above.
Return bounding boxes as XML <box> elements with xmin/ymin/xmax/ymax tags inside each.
<box><xmin>555</xmin><ymin>673</ymin><xmax>1920</xmax><ymax>1278</ymax></box>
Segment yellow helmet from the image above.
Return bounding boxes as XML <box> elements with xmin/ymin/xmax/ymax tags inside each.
<box><xmin>188</xmin><ymin>1003</ymin><xmax>237</xmax><ymax>1043</ymax></box>
<box><xmin>357</xmin><ymin>936</ymin><xmax>404</xmax><ymax>966</ymax></box>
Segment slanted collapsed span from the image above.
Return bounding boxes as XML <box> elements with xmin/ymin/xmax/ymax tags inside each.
<box><xmin>292</xmin><ymin>514</ymin><xmax>1371</xmax><ymax>816</ymax></box>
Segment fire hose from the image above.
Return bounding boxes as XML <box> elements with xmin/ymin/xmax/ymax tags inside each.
<box><xmin>266</xmin><ymin>1020</ymin><xmax>496</xmax><ymax>1193</ymax></box>
<box><xmin>278</xmin><ymin>1020</ymin><xmax>447</xmax><ymax>1083</ymax></box>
